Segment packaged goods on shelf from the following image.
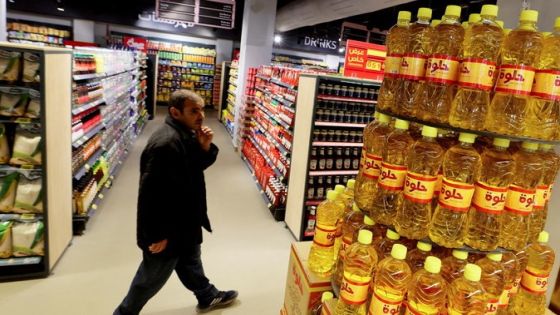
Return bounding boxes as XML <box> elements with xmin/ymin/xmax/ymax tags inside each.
<box><xmin>12</xmin><ymin>219</ymin><xmax>44</xmax><ymax>257</ymax></box>
<box><xmin>0</xmin><ymin>50</ymin><xmax>22</xmax><ymax>82</ymax></box>
<box><xmin>13</xmin><ymin>171</ymin><xmax>42</xmax><ymax>213</ymax></box>
<box><xmin>11</xmin><ymin>125</ymin><xmax>42</xmax><ymax>166</ymax></box>
<box><xmin>7</xmin><ymin>21</ymin><xmax>71</xmax><ymax>47</ymax></box>
<box><xmin>22</xmin><ymin>52</ymin><xmax>40</xmax><ymax>84</ymax></box>
<box><xmin>0</xmin><ymin>172</ymin><xmax>19</xmax><ymax>211</ymax></box>
<box><xmin>0</xmin><ymin>220</ymin><xmax>12</xmax><ymax>258</ymax></box>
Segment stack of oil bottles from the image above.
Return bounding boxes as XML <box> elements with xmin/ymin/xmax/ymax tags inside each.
<box><xmin>307</xmin><ymin>5</ymin><xmax>559</xmax><ymax>315</ymax></box>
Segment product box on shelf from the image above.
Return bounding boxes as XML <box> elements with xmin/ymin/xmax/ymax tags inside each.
<box><xmin>283</xmin><ymin>242</ymin><xmax>332</xmax><ymax>315</ymax></box>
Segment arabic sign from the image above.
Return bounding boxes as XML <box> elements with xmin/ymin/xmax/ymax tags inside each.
<box><xmin>343</xmin><ymin>40</ymin><xmax>386</xmax><ymax>82</ymax></box>
<box><xmin>155</xmin><ymin>0</ymin><xmax>235</xmax><ymax>29</ymax></box>
<box><xmin>123</xmin><ymin>36</ymin><xmax>148</xmax><ymax>52</ymax></box>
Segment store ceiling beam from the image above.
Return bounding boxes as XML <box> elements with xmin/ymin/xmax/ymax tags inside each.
<box><xmin>275</xmin><ymin>0</ymin><xmax>414</xmax><ymax>32</ymax></box>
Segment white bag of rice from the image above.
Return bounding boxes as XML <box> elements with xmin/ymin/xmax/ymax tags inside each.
<box><xmin>13</xmin><ymin>171</ymin><xmax>42</xmax><ymax>213</ymax></box>
<box><xmin>12</xmin><ymin>220</ymin><xmax>44</xmax><ymax>256</ymax></box>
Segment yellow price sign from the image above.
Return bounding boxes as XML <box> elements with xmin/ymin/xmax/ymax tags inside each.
<box><xmin>365</xmin><ymin>60</ymin><xmax>382</xmax><ymax>71</ymax></box>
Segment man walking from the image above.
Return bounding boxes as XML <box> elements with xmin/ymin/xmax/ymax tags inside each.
<box><xmin>115</xmin><ymin>90</ymin><xmax>238</xmax><ymax>314</ymax></box>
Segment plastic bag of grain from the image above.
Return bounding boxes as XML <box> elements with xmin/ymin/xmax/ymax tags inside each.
<box><xmin>13</xmin><ymin>170</ymin><xmax>42</xmax><ymax>213</ymax></box>
<box><xmin>12</xmin><ymin>219</ymin><xmax>44</xmax><ymax>256</ymax></box>
<box><xmin>24</xmin><ymin>89</ymin><xmax>40</xmax><ymax>118</ymax></box>
<box><xmin>0</xmin><ymin>171</ymin><xmax>19</xmax><ymax>212</ymax></box>
<box><xmin>0</xmin><ymin>220</ymin><xmax>13</xmax><ymax>258</ymax></box>
<box><xmin>0</xmin><ymin>123</ymin><xmax>10</xmax><ymax>163</ymax></box>
<box><xmin>0</xmin><ymin>50</ymin><xmax>21</xmax><ymax>82</ymax></box>
<box><xmin>0</xmin><ymin>87</ymin><xmax>29</xmax><ymax>117</ymax></box>
<box><xmin>22</xmin><ymin>52</ymin><xmax>40</xmax><ymax>84</ymax></box>
<box><xmin>10</xmin><ymin>124</ymin><xmax>42</xmax><ymax>165</ymax></box>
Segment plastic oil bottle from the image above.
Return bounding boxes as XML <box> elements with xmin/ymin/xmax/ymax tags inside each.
<box><xmin>464</xmin><ymin>138</ymin><xmax>515</xmax><ymax>251</ymax></box>
<box><xmin>333</xmin><ymin>203</ymin><xmax>365</xmax><ymax>289</ymax></box>
<box><xmin>395</xmin><ymin>8</ymin><xmax>433</xmax><ymax>116</ymax></box>
<box><xmin>354</xmin><ymin>113</ymin><xmax>392</xmax><ymax>214</ymax></box>
<box><xmin>377</xmin><ymin>11</ymin><xmax>412</xmax><ymax>112</ymax></box>
<box><xmin>448</xmin><ymin>263</ymin><xmax>487</xmax><ymax>314</ymax></box>
<box><xmin>373</xmin><ymin>229</ymin><xmax>401</xmax><ymax>261</ymax></box>
<box><xmin>529</xmin><ymin>144</ymin><xmax>560</xmax><ymax>242</ymax></box>
<box><xmin>429</xmin><ymin>133</ymin><xmax>481</xmax><ymax>248</ymax></box>
<box><xmin>370</xmin><ymin>119</ymin><xmax>414</xmax><ymax>225</ymax></box>
<box><xmin>406</xmin><ymin>241</ymin><xmax>433</xmax><ymax>273</ymax></box>
<box><xmin>340</xmin><ymin>179</ymin><xmax>356</xmax><ymax>211</ymax></box>
<box><xmin>500</xmin><ymin>142</ymin><xmax>543</xmax><ymax>251</ymax></box>
<box><xmin>525</xmin><ymin>17</ymin><xmax>560</xmax><ymax>139</ymax></box>
<box><xmin>395</xmin><ymin>125</ymin><xmax>444</xmax><ymax>239</ymax></box>
<box><xmin>515</xmin><ymin>231</ymin><xmax>556</xmax><ymax>315</ymax></box>
<box><xmin>497</xmin><ymin>251</ymin><xmax>519</xmax><ymax>314</ymax></box>
<box><xmin>405</xmin><ymin>256</ymin><xmax>447</xmax><ymax>315</ymax></box>
<box><xmin>354</xmin><ymin>215</ymin><xmax>385</xmax><ymax>245</ymax></box>
<box><xmin>308</xmin><ymin>190</ymin><xmax>344</xmax><ymax>276</ymax></box>
<box><xmin>469</xmin><ymin>13</ymin><xmax>481</xmax><ymax>26</ymax></box>
<box><xmin>369</xmin><ymin>244</ymin><xmax>412</xmax><ymax>315</ymax></box>
<box><xmin>415</xmin><ymin>5</ymin><xmax>465</xmax><ymax>124</ymax></box>
<box><xmin>336</xmin><ymin>230</ymin><xmax>379</xmax><ymax>315</ymax></box>
<box><xmin>355</xmin><ymin>112</ymin><xmax>379</xmax><ymax>201</ymax></box>
<box><xmin>333</xmin><ymin>184</ymin><xmax>349</xmax><ymax>261</ymax></box>
<box><xmin>311</xmin><ymin>291</ymin><xmax>333</xmax><ymax>315</ymax></box>
<box><xmin>441</xmin><ymin>249</ymin><xmax>469</xmax><ymax>285</ymax></box>
<box><xmin>478</xmin><ymin>253</ymin><xmax>506</xmax><ymax>315</ymax></box>
<box><xmin>506</xmin><ymin>246</ymin><xmax>530</xmax><ymax>313</ymax></box>
<box><xmin>485</xmin><ymin>10</ymin><xmax>543</xmax><ymax>136</ymax></box>
<box><xmin>448</xmin><ymin>5</ymin><xmax>503</xmax><ymax>130</ymax></box>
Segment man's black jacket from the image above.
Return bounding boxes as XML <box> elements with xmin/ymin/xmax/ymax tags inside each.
<box><xmin>137</xmin><ymin>116</ymin><xmax>219</xmax><ymax>254</ymax></box>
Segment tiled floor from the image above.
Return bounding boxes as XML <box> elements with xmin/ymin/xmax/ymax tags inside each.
<box><xmin>0</xmin><ymin>108</ymin><xmax>293</xmax><ymax>315</ymax></box>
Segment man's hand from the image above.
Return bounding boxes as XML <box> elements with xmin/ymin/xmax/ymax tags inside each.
<box><xmin>197</xmin><ymin>126</ymin><xmax>214</xmax><ymax>151</ymax></box>
<box><xmin>149</xmin><ymin>239</ymin><xmax>168</xmax><ymax>254</ymax></box>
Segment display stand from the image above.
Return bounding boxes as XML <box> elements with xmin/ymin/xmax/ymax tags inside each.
<box><xmin>222</xmin><ymin>61</ymin><xmax>238</xmax><ymax>137</ymax></box>
<box><xmin>218</xmin><ymin>61</ymin><xmax>231</xmax><ymax>121</ymax></box>
<box><xmin>0</xmin><ymin>43</ymin><xmax>73</xmax><ymax>281</ymax></box>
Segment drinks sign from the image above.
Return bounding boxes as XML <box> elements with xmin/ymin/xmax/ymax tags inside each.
<box><xmin>343</xmin><ymin>40</ymin><xmax>386</xmax><ymax>82</ymax></box>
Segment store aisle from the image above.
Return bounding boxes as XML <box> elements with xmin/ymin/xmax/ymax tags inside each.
<box><xmin>0</xmin><ymin>108</ymin><xmax>293</xmax><ymax>315</ymax></box>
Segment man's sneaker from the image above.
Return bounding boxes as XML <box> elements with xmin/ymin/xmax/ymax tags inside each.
<box><xmin>196</xmin><ymin>290</ymin><xmax>239</xmax><ymax>313</ymax></box>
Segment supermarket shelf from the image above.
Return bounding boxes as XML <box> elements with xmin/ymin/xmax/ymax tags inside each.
<box><xmin>248</xmin><ymin>135</ymin><xmax>287</xmax><ymax>181</ymax></box>
<box><xmin>72</xmin><ymin>123</ymin><xmax>104</xmax><ymax>148</ymax></box>
<box><xmin>314</xmin><ymin>121</ymin><xmax>367</xmax><ymax>128</ymax></box>
<box><xmin>72</xmin><ymin>66</ymin><xmax>136</xmax><ymax>81</ymax></box>
<box><xmin>256</xmin><ymin>74</ymin><xmax>297</xmax><ymax>90</ymax></box>
<box><xmin>72</xmin><ymin>179</ymin><xmax>111</xmax><ymax>235</ymax></box>
<box><xmin>72</xmin><ymin>97</ymin><xmax>105</xmax><ymax>116</ymax></box>
<box><xmin>228</xmin><ymin>90</ymin><xmax>236</xmax><ymax>97</ymax></box>
<box><xmin>308</xmin><ymin>170</ymin><xmax>359</xmax><ymax>176</ymax></box>
<box><xmin>158</xmin><ymin>57</ymin><xmax>214</xmax><ymax>65</ymax></box>
<box><xmin>7</xmin><ymin>37</ymin><xmax>63</xmax><ymax>46</ymax></box>
<box><xmin>253</xmin><ymin>119</ymin><xmax>291</xmax><ymax>156</ymax></box>
<box><xmin>255</xmin><ymin>101</ymin><xmax>293</xmax><ymax>133</ymax></box>
<box><xmin>73</xmin><ymin>148</ymin><xmax>104</xmax><ymax>180</ymax></box>
<box><xmin>317</xmin><ymin>94</ymin><xmax>377</xmax><ymax>104</ymax></box>
<box><xmin>312</xmin><ymin>142</ymin><xmax>363</xmax><ymax>147</ymax></box>
<box><xmin>0</xmin><ymin>256</ymin><xmax>42</xmax><ymax>267</ymax></box>
<box><xmin>256</xmin><ymin>86</ymin><xmax>296</xmax><ymax>108</ymax></box>
<box><xmin>158</xmin><ymin>62</ymin><xmax>215</xmax><ymax>71</ymax></box>
<box><xmin>159</xmin><ymin>77</ymin><xmax>214</xmax><ymax>84</ymax></box>
<box><xmin>0</xmin><ymin>116</ymin><xmax>40</xmax><ymax>124</ymax></box>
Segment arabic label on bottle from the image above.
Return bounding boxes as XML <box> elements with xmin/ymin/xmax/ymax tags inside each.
<box><xmin>472</xmin><ymin>181</ymin><xmax>508</xmax><ymax>214</ymax></box>
<box><xmin>530</xmin><ymin>69</ymin><xmax>560</xmax><ymax>101</ymax></box>
<box><xmin>425</xmin><ymin>54</ymin><xmax>460</xmax><ymax>84</ymax></box>
<box><xmin>498</xmin><ymin>285</ymin><xmax>513</xmax><ymax>308</ymax></box>
<box><xmin>384</xmin><ymin>53</ymin><xmax>402</xmax><ymax>78</ymax></box>
<box><xmin>378</xmin><ymin>162</ymin><xmax>407</xmax><ymax>191</ymax></box>
<box><xmin>399</xmin><ymin>53</ymin><xmax>427</xmax><ymax>81</ymax></box>
<box><xmin>313</xmin><ymin>224</ymin><xmax>337</xmax><ymax>247</ymax></box>
<box><xmin>433</xmin><ymin>171</ymin><xmax>443</xmax><ymax>196</ymax></box>
<box><xmin>437</xmin><ymin>178</ymin><xmax>475</xmax><ymax>212</ymax></box>
<box><xmin>533</xmin><ymin>185</ymin><xmax>550</xmax><ymax>210</ymax></box>
<box><xmin>504</xmin><ymin>185</ymin><xmax>535</xmax><ymax>215</ymax></box>
<box><xmin>403</xmin><ymin>172</ymin><xmax>437</xmax><ymax>204</ymax></box>
<box><xmin>486</xmin><ymin>298</ymin><xmax>499</xmax><ymax>315</ymax></box>
<box><xmin>548</xmin><ymin>184</ymin><xmax>554</xmax><ymax>201</ymax></box>
<box><xmin>340</xmin><ymin>272</ymin><xmax>371</xmax><ymax>305</ymax></box>
<box><xmin>495</xmin><ymin>64</ymin><xmax>536</xmax><ymax>96</ymax></box>
<box><xmin>511</xmin><ymin>276</ymin><xmax>521</xmax><ymax>295</ymax></box>
<box><xmin>340</xmin><ymin>235</ymin><xmax>353</xmax><ymax>258</ymax></box>
<box><xmin>520</xmin><ymin>268</ymin><xmax>549</xmax><ymax>295</ymax></box>
<box><xmin>404</xmin><ymin>301</ymin><xmax>438</xmax><ymax>315</ymax></box>
<box><xmin>363</xmin><ymin>153</ymin><xmax>383</xmax><ymax>179</ymax></box>
<box><xmin>457</xmin><ymin>57</ymin><xmax>496</xmax><ymax>91</ymax></box>
<box><xmin>359</xmin><ymin>150</ymin><xmax>366</xmax><ymax>169</ymax></box>
<box><xmin>368</xmin><ymin>290</ymin><xmax>403</xmax><ymax>315</ymax></box>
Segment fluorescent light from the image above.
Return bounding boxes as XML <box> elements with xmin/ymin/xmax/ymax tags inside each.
<box><xmin>338</xmin><ymin>47</ymin><xmax>345</xmax><ymax>53</ymax></box>
<box><xmin>56</xmin><ymin>0</ymin><xmax>64</xmax><ymax>11</ymax></box>
<box><xmin>57</xmin><ymin>7</ymin><xmax>65</xmax><ymax>11</ymax></box>
<box><xmin>274</xmin><ymin>35</ymin><xmax>282</xmax><ymax>44</ymax></box>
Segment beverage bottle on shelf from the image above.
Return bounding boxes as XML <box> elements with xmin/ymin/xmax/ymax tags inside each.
<box><xmin>500</xmin><ymin>142</ymin><xmax>543</xmax><ymax>251</ymax></box>
<box><xmin>336</xmin><ymin>230</ymin><xmax>378</xmax><ymax>315</ymax></box>
<box><xmin>395</xmin><ymin>8</ymin><xmax>433</xmax><ymax>116</ymax></box>
<box><xmin>496</xmin><ymin>251</ymin><xmax>519</xmax><ymax>313</ymax></box>
<box><xmin>369</xmin><ymin>244</ymin><xmax>412</xmax><ymax>315</ymax></box>
<box><xmin>316</xmin><ymin>176</ymin><xmax>325</xmax><ymax>199</ymax></box>
<box><xmin>448</xmin><ymin>263</ymin><xmax>487</xmax><ymax>314</ymax></box>
<box><xmin>377</xmin><ymin>11</ymin><xmax>412</xmax><ymax>112</ymax></box>
<box><xmin>311</xmin><ymin>291</ymin><xmax>333</xmax><ymax>315</ymax></box>
<box><xmin>415</xmin><ymin>5</ymin><xmax>465</xmax><ymax>124</ymax></box>
<box><xmin>448</xmin><ymin>5</ymin><xmax>503</xmax><ymax>130</ymax></box>
<box><xmin>485</xmin><ymin>10</ymin><xmax>543</xmax><ymax>136</ymax></box>
<box><xmin>441</xmin><ymin>249</ymin><xmax>469</xmax><ymax>285</ymax></box>
<box><xmin>406</xmin><ymin>241</ymin><xmax>433</xmax><ymax>273</ymax></box>
<box><xmin>318</xmin><ymin>148</ymin><xmax>326</xmax><ymax>170</ymax></box>
<box><xmin>326</xmin><ymin>147</ymin><xmax>334</xmax><ymax>170</ymax></box>
<box><xmin>395</xmin><ymin>125</ymin><xmax>444</xmax><ymax>239</ymax></box>
<box><xmin>310</xmin><ymin>148</ymin><xmax>318</xmax><ymax>171</ymax></box>
<box><xmin>354</xmin><ymin>113</ymin><xmax>392</xmax><ymax>214</ymax></box>
<box><xmin>307</xmin><ymin>177</ymin><xmax>316</xmax><ymax>200</ymax></box>
<box><xmin>308</xmin><ymin>190</ymin><xmax>344</xmax><ymax>276</ymax></box>
<box><xmin>529</xmin><ymin>144</ymin><xmax>560</xmax><ymax>242</ymax></box>
<box><xmin>354</xmin><ymin>215</ymin><xmax>385</xmax><ymax>245</ymax></box>
<box><xmin>370</xmin><ymin>119</ymin><xmax>414</xmax><ymax>225</ymax></box>
<box><xmin>373</xmin><ymin>228</ymin><xmax>401</xmax><ymax>261</ymax></box>
<box><xmin>514</xmin><ymin>231</ymin><xmax>556</xmax><ymax>315</ymax></box>
<box><xmin>464</xmin><ymin>138</ymin><xmax>515</xmax><ymax>251</ymax></box>
<box><xmin>429</xmin><ymin>133</ymin><xmax>481</xmax><ymax>248</ymax></box>
<box><xmin>405</xmin><ymin>256</ymin><xmax>447</xmax><ymax>315</ymax></box>
<box><xmin>525</xmin><ymin>16</ymin><xmax>560</xmax><ymax>139</ymax></box>
<box><xmin>478</xmin><ymin>253</ymin><xmax>506</xmax><ymax>315</ymax></box>
<box><xmin>333</xmin><ymin>203</ymin><xmax>365</xmax><ymax>289</ymax></box>
<box><xmin>336</xmin><ymin>147</ymin><xmax>344</xmax><ymax>170</ymax></box>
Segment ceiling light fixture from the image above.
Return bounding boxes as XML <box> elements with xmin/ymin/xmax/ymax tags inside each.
<box><xmin>338</xmin><ymin>47</ymin><xmax>345</xmax><ymax>53</ymax></box>
<box><xmin>56</xmin><ymin>0</ymin><xmax>65</xmax><ymax>11</ymax></box>
<box><xmin>274</xmin><ymin>34</ymin><xmax>282</xmax><ymax>44</ymax></box>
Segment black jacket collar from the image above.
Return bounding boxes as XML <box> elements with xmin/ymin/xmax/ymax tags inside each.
<box><xmin>165</xmin><ymin>116</ymin><xmax>196</xmax><ymax>141</ymax></box>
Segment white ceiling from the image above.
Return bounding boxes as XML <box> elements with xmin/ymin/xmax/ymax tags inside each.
<box><xmin>275</xmin><ymin>0</ymin><xmax>415</xmax><ymax>32</ymax></box>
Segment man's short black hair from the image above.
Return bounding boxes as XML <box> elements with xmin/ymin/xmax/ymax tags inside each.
<box><xmin>169</xmin><ymin>89</ymin><xmax>204</xmax><ymax>112</ymax></box>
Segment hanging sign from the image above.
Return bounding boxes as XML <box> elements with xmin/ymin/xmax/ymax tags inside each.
<box><xmin>123</xmin><ymin>36</ymin><xmax>148</xmax><ymax>52</ymax></box>
<box><xmin>155</xmin><ymin>0</ymin><xmax>235</xmax><ymax>29</ymax></box>
<box><xmin>343</xmin><ymin>40</ymin><xmax>386</xmax><ymax>82</ymax></box>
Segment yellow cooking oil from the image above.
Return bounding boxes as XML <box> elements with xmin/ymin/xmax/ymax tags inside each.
<box><xmin>395</xmin><ymin>8</ymin><xmax>432</xmax><ymax>116</ymax></box>
<box><xmin>334</xmin><ymin>184</ymin><xmax>351</xmax><ymax>262</ymax></box>
<box><xmin>369</xmin><ymin>244</ymin><xmax>412</xmax><ymax>315</ymax></box>
<box><xmin>370</xmin><ymin>119</ymin><xmax>414</xmax><ymax>225</ymax></box>
<box><xmin>478</xmin><ymin>253</ymin><xmax>506</xmax><ymax>315</ymax></box>
<box><xmin>373</xmin><ymin>228</ymin><xmax>401</xmax><ymax>261</ymax></box>
<box><xmin>355</xmin><ymin>112</ymin><xmax>379</xmax><ymax>199</ymax></box>
<box><xmin>441</xmin><ymin>249</ymin><xmax>469</xmax><ymax>285</ymax></box>
<box><xmin>485</xmin><ymin>10</ymin><xmax>544</xmax><ymax>136</ymax></box>
<box><xmin>464</xmin><ymin>138</ymin><xmax>515</xmax><ymax>251</ymax></box>
<box><xmin>429</xmin><ymin>133</ymin><xmax>481</xmax><ymax>248</ymax></box>
<box><xmin>447</xmin><ymin>263</ymin><xmax>487</xmax><ymax>314</ymax></box>
<box><xmin>354</xmin><ymin>215</ymin><xmax>385</xmax><ymax>246</ymax></box>
<box><xmin>506</xmin><ymin>246</ymin><xmax>530</xmax><ymax>314</ymax></box>
<box><xmin>336</xmin><ymin>230</ymin><xmax>378</xmax><ymax>315</ymax></box>
<box><xmin>354</xmin><ymin>113</ymin><xmax>392</xmax><ymax>214</ymax></box>
<box><xmin>406</xmin><ymin>241</ymin><xmax>433</xmax><ymax>274</ymax></box>
<box><xmin>333</xmin><ymin>203</ymin><xmax>365</xmax><ymax>289</ymax></box>
<box><xmin>308</xmin><ymin>190</ymin><xmax>344</xmax><ymax>276</ymax></box>
<box><xmin>405</xmin><ymin>256</ymin><xmax>447</xmax><ymax>315</ymax></box>
<box><xmin>415</xmin><ymin>5</ymin><xmax>465</xmax><ymax>124</ymax></box>
<box><xmin>496</xmin><ymin>251</ymin><xmax>519</xmax><ymax>313</ymax></box>
<box><xmin>500</xmin><ymin>142</ymin><xmax>543</xmax><ymax>251</ymax></box>
<box><xmin>395</xmin><ymin>125</ymin><xmax>444</xmax><ymax>240</ymax></box>
<box><xmin>448</xmin><ymin>5</ymin><xmax>503</xmax><ymax>130</ymax></box>
<box><xmin>377</xmin><ymin>11</ymin><xmax>412</xmax><ymax>113</ymax></box>
<box><xmin>514</xmin><ymin>231</ymin><xmax>556</xmax><ymax>315</ymax></box>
